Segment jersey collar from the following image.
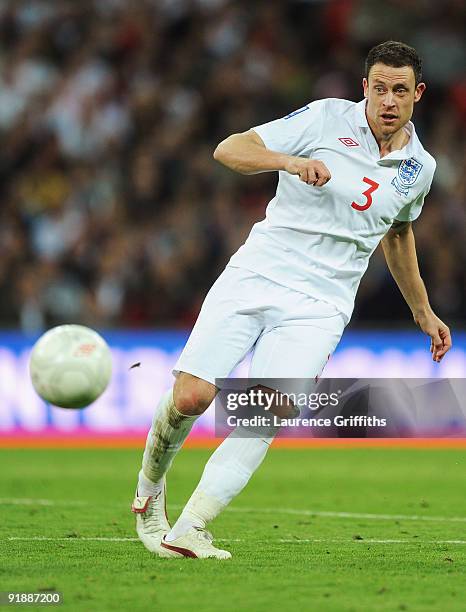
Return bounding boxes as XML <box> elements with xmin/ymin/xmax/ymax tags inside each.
<box><xmin>354</xmin><ymin>98</ymin><xmax>370</xmax><ymax>128</ymax></box>
<box><xmin>354</xmin><ymin>99</ymin><xmax>420</xmax><ymax>162</ymax></box>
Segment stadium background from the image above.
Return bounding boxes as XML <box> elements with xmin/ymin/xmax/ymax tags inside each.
<box><xmin>0</xmin><ymin>0</ymin><xmax>464</xmax><ymax>440</ymax></box>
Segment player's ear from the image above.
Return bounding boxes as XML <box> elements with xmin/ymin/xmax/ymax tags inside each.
<box><xmin>362</xmin><ymin>77</ymin><xmax>369</xmax><ymax>98</ymax></box>
<box><xmin>414</xmin><ymin>82</ymin><xmax>426</xmax><ymax>103</ymax></box>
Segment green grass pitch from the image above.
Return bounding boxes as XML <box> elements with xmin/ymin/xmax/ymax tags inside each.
<box><xmin>1</xmin><ymin>447</ymin><xmax>465</xmax><ymax>611</ymax></box>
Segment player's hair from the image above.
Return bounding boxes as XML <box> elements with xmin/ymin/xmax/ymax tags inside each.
<box><xmin>365</xmin><ymin>41</ymin><xmax>422</xmax><ymax>85</ymax></box>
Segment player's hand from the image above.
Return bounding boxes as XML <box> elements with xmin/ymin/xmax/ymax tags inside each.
<box><xmin>413</xmin><ymin>310</ymin><xmax>452</xmax><ymax>363</ymax></box>
<box><xmin>284</xmin><ymin>157</ymin><xmax>331</xmax><ymax>186</ymax></box>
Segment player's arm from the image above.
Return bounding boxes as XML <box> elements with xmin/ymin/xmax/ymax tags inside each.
<box><xmin>381</xmin><ymin>221</ymin><xmax>452</xmax><ymax>362</ymax></box>
<box><xmin>213</xmin><ymin>129</ymin><xmax>331</xmax><ymax>186</ymax></box>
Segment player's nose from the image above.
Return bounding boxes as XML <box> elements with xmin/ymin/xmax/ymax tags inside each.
<box><xmin>382</xmin><ymin>92</ymin><xmax>396</xmax><ymax>107</ymax></box>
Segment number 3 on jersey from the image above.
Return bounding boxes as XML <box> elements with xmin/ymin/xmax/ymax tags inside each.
<box><xmin>351</xmin><ymin>177</ymin><xmax>379</xmax><ymax>211</ymax></box>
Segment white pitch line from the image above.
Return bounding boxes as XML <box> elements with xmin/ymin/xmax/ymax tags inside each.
<box><xmin>0</xmin><ymin>498</ymin><xmax>87</xmax><ymax>507</ymax></box>
<box><xmin>276</xmin><ymin>538</ymin><xmax>466</xmax><ymax>545</ymax></box>
<box><xmin>8</xmin><ymin>536</ymin><xmax>138</xmax><ymax>542</ymax></box>
<box><xmin>5</xmin><ymin>536</ymin><xmax>466</xmax><ymax>545</ymax></box>
<box><xmin>2</xmin><ymin>498</ymin><xmax>466</xmax><ymax>524</ymax></box>
<box><xmin>224</xmin><ymin>506</ymin><xmax>466</xmax><ymax>523</ymax></box>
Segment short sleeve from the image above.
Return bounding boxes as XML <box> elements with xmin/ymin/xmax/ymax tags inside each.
<box><xmin>252</xmin><ymin>99</ymin><xmax>326</xmax><ymax>157</ymax></box>
<box><xmin>394</xmin><ymin>162</ymin><xmax>436</xmax><ymax>222</ymax></box>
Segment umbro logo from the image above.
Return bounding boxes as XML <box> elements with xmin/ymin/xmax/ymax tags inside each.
<box><xmin>338</xmin><ymin>137</ymin><xmax>359</xmax><ymax>147</ymax></box>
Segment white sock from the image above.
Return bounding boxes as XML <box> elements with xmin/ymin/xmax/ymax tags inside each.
<box><xmin>137</xmin><ymin>469</ymin><xmax>163</xmax><ymax>497</ymax></box>
<box><xmin>137</xmin><ymin>388</ymin><xmax>198</xmax><ymax>495</ymax></box>
<box><xmin>165</xmin><ymin>425</ymin><xmax>277</xmax><ymax>541</ymax></box>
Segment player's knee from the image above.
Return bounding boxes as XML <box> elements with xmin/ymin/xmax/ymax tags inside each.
<box><xmin>173</xmin><ymin>373</ymin><xmax>217</xmax><ymax>416</ymax></box>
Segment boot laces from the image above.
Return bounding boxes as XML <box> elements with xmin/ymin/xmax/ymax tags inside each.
<box><xmin>194</xmin><ymin>527</ymin><xmax>213</xmax><ymax>543</ymax></box>
<box><xmin>142</xmin><ymin>491</ymin><xmax>165</xmax><ymax>531</ymax></box>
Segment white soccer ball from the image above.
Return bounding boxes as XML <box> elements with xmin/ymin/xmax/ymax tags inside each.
<box><xmin>29</xmin><ymin>325</ymin><xmax>112</xmax><ymax>409</ymax></box>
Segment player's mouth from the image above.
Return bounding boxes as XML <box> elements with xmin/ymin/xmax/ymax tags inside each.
<box><xmin>380</xmin><ymin>113</ymin><xmax>398</xmax><ymax>124</ymax></box>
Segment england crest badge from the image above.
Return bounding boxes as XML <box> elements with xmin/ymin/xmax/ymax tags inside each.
<box><xmin>392</xmin><ymin>157</ymin><xmax>423</xmax><ymax>196</ymax></box>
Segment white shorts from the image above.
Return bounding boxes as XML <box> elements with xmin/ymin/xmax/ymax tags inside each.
<box><xmin>174</xmin><ymin>265</ymin><xmax>346</xmax><ymax>387</ymax></box>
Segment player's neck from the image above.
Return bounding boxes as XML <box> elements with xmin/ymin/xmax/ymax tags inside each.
<box><xmin>377</xmin><ymin>129</ymin><xmax>410</xmax><ymax>158</ymax></box>
<box><xmin>366</xmin><ymin>116</ymin><xmax>411</xmax><ymax>158</ymax></box>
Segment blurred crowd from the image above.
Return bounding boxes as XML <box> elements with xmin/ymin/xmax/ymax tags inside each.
<box><xmin>0</xmin><ymin>0</ymin><xmax>464</xmax><ymax>331</ymax></box>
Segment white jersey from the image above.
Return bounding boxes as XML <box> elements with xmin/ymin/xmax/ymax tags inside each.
<box><xmin>228</xmin><ymin>97</ymin><xmax>436</xmax><ymax>323</ymax></box>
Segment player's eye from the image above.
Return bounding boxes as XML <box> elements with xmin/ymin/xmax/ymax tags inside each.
<box><xmin>375</xmin><ymin>86</ymin><xmax>385</xmax><ymax>93</ymax></box>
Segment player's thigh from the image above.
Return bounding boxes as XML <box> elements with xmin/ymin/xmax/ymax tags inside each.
<box><xmin>173</xmin><ymin>267</ymin><xmax>264</xmax><ymax>385</ymax></box>
<box><xmin>249</xmin><ymin>318</ymin><xmax>344</xmax><ymax>380</ymax></box>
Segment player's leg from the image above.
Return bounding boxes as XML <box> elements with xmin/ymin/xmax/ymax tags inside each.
<box><xmin>167</xmin><ymin>307</ymin><xmax>345</xmax><ymax>557</ymax></box>
<box><xmin>137</xmin><ymin>373</ymin><xmax>215</xmax><ymax>496</ymax></box>
<box><xmin>132</xmin><ymin>373</ymin><xmax>217</xmax><ymax>554</ymax></box>
<box><xmin>132</xmin><ymin>267</ymin><xmax>264</xmax><ymax>555</ymax></box>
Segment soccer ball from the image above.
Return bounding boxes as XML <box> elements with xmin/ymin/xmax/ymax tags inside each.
<box><xmin>29</xmin><ymin>325</ymin><xmax>112</xmax><ymax>409</ymax></box>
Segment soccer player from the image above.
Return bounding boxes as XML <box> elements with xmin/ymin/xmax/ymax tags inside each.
<box><xmin>131</xmin><ymin>41</ymin><xmax>451</xmax><ymax>559</ymax></box>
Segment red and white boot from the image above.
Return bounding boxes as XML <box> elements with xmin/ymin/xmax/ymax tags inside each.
<box><xmin>160</xmin><ymin>527</ymin><xmax>231</xmax><ymax>559</ymax></box>
<box><xmin>131</xmin><ymin>479</ymin><xmax>170</xmax><ymax>554</ymax></box>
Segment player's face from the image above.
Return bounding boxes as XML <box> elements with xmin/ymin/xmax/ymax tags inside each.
<box><xmin>363</xmin><ymin>63</ymin><xmax>425</xmax><ymax>138</ymax></box>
